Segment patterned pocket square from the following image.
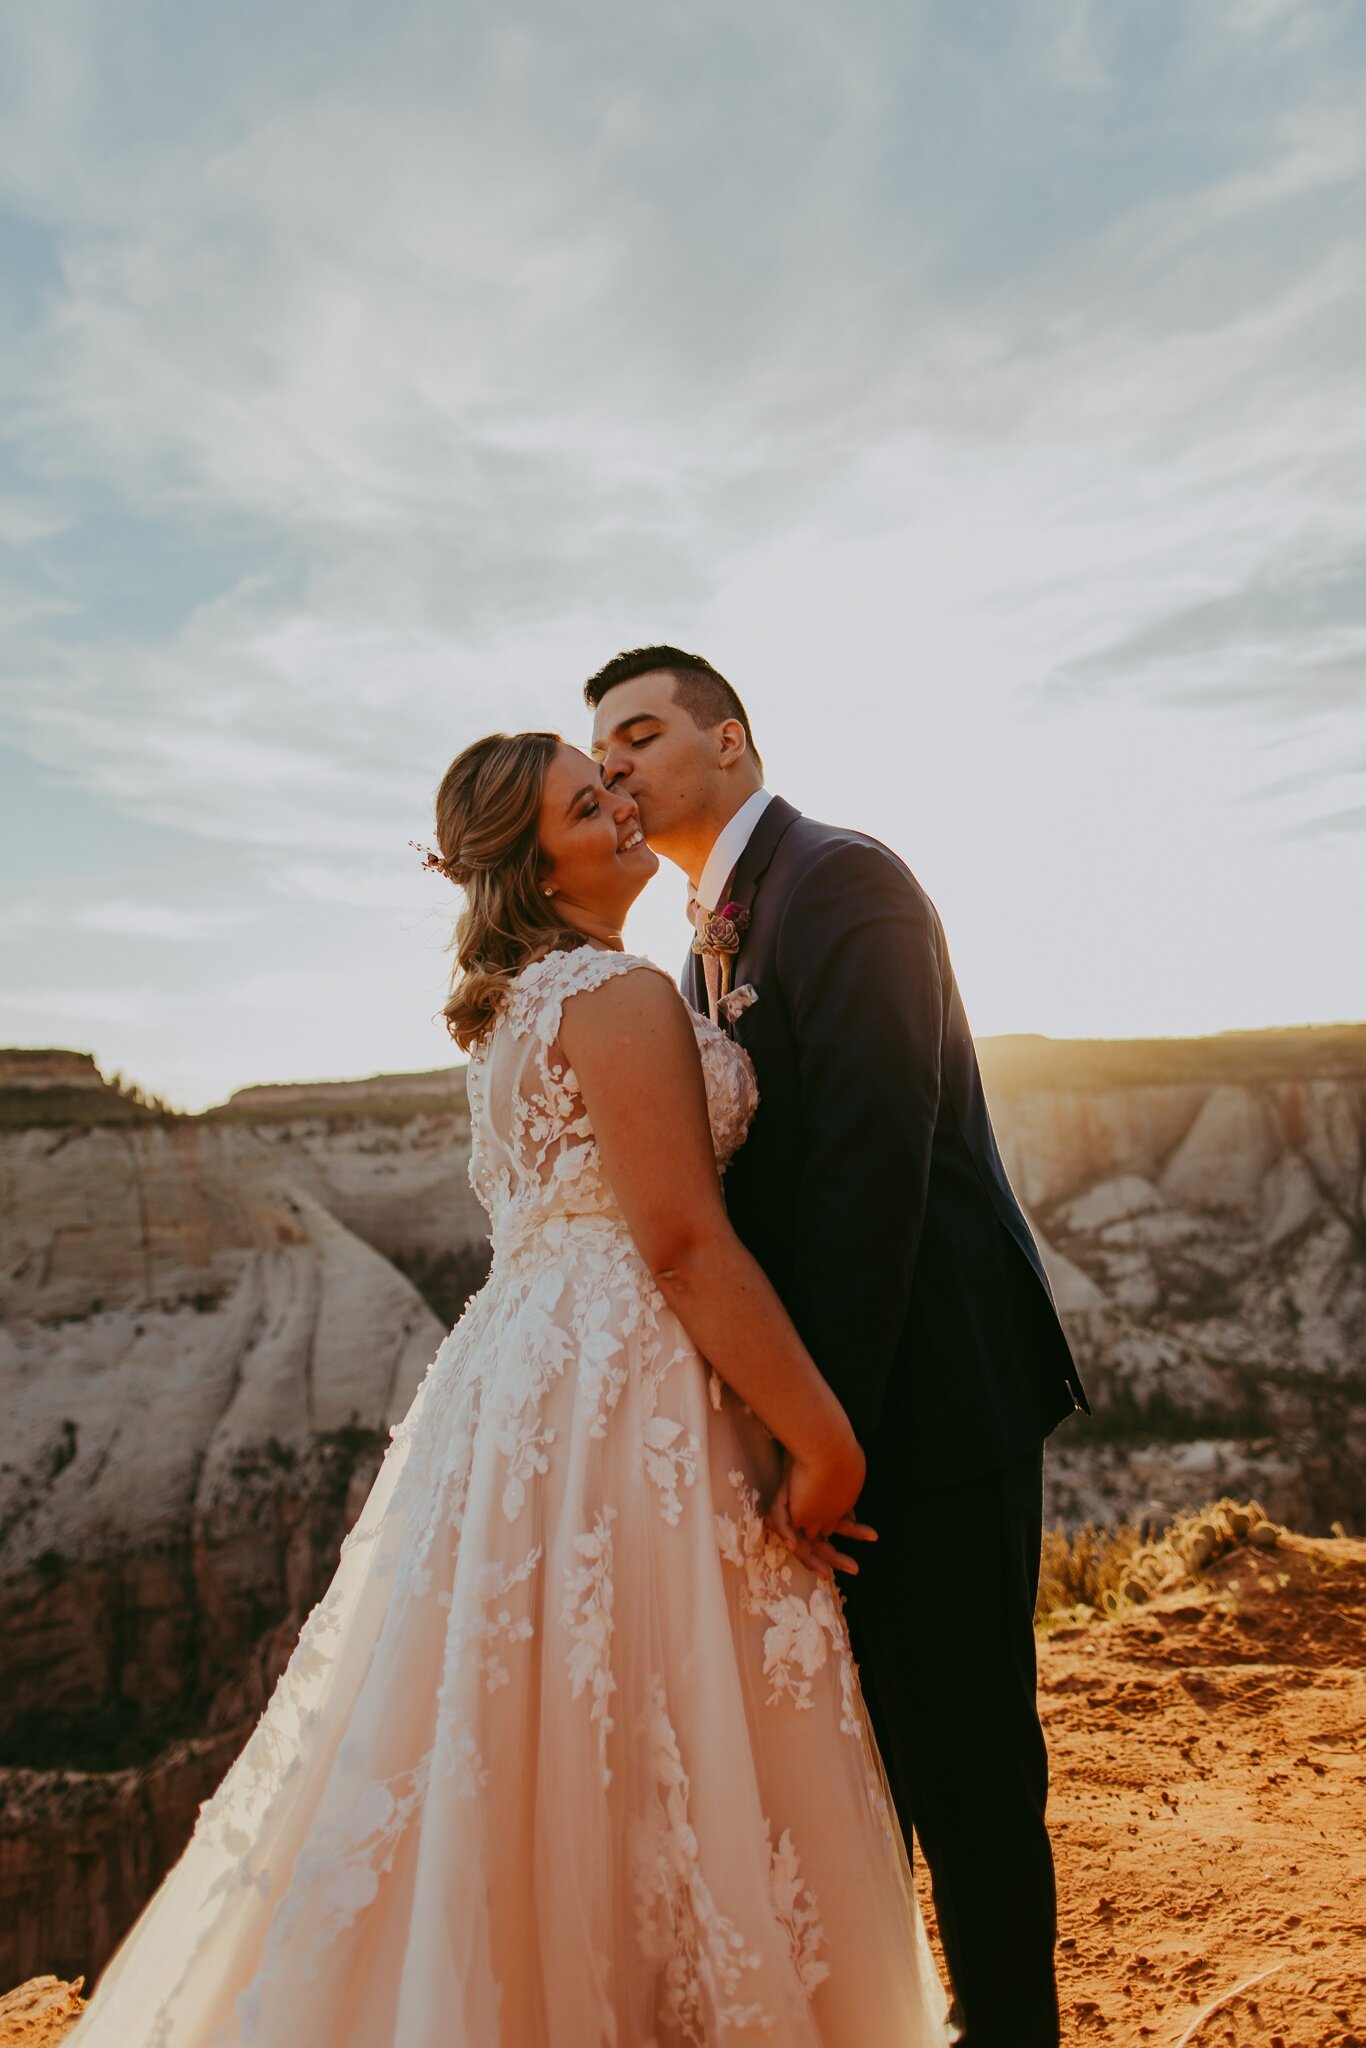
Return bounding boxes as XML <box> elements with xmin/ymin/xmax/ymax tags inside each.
<box><xmin>718</xmin><ymin>983</ymin><xmax>759</xmax><ymax>1024</ymax></box>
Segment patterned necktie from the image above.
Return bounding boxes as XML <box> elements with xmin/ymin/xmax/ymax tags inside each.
<box><xmin>688</xmin><ymin>895</ymin><xmax>722</xmax><ymax>1025</ymax></box>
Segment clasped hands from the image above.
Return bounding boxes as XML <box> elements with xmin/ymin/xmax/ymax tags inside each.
<box><xmin>764</xmin><ymin>1445</ymin><xmax>878</xmax><ymax>1582</ymax></box>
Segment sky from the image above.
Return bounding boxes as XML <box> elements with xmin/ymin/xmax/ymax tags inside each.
<box><xmin>1</xmin><ymin>0</ymin><xmax>1364</xmax><ymax>1111</ymax></box>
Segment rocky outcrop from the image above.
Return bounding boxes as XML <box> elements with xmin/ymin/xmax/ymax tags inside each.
<box><xmin>221</xmin><ymin>1067</ymin><xmax>465</xmax><ymax>1113</ymax></box>
<box><xmin>0</xmin><ymin>1104</ymin><xmax>446</xmax><ymax>1990</ymax></box>
<box><xmin>978</xmin><ymin>1030</ymin><xmax>1366</xmax><ymax>1535</ymax></box>
<box><xmin>0</xmin><ymin>1081</ymin><xmax>458</xmax><ymax>1990</ymax></box>
<box><xmin>0</xmin><ymin>1052</ymin><xmax>107</xmax><ymax>1097</ymax></box>
<box><xmin>1</xmin><ymin>1734</ymin><xmax>241</xmax><ymax>1994</ymax></box>
<box><xmin>0</xmin><ymin>1115</ymin><xmax>443</xmax><ymax>1738</ymax></box>
<box><xmin>0</xmin><ymin>1051</ymin><xmax>161</xmax><ymax>1128</ymax></box>
<box><xmin>0</xmin><ymin>1973</ymin><xmax>87</xmax><ymax>2045</ymax></box>
<box><xmin>212</xmin><ymin>1077</ymin><xmax>491</xmax><ymax>1326</ymax></box>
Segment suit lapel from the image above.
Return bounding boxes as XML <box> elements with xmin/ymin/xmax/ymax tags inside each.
<box><xmin>723</xmin><ymin>794</ymin><xmax>800</xmax><ymax>1002</ymax></box>
<box><xmin>677</xmin><ymin>795</ymin><xmax>800</xmax><ymax>1016</ymax></box>
<box><xmin>726</xmin><ymin>793</ymin><xmax>799</xmax><ymax>907</ymax></box>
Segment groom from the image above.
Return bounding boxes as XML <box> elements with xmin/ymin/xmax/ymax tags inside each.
<box><xmin>588</xmin><ymin>645</ymin><xmax>1090</xmax><ymax>2048</ymax></box>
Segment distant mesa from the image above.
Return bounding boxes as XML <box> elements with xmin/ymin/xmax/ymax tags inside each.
<box><xmin>11</xmin><ymin>1021</ymin><xmax>1366</xmax><ymax>1126</ymax></box>
<box><xmin>0</xmin><ymin>1049</ymin><xmax>160</xmax><ymax>1128</ymax></box>
<box><xmin>977</xmin><ymin>1020</ymin><xmax>1366</xmax><ymax>1095</ymax></box>
<box><xmin>0</xmin><ymin>1049</ymin><xmax>469</xmax><ymax>1128</ymax></box>
<box><xmin>217</xmin><ymin>1067</ymin><xmax>467</xmax><ymax>1117</ymax></box>
<box><xmin>0</xmin><ymin>1050</ymin><xmax>108</xmax><ymax>1094</ymax></box>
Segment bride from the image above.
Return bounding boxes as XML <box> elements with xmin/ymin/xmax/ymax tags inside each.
<box><xmin>66</xmin><ymin>732</ymin><xmax>950</xmax><ymax>2047</ymax></box>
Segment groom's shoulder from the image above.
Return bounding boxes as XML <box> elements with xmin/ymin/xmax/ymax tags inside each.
<box><xmin>780</xmin><ymin>807</ymin><xmax>921</xmax><ymax>896</ymax></box>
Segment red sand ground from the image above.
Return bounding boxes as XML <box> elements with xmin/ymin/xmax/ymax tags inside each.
<box><xmin>917</xmin><ymin>1529</ymin><xmax>1366</xmax><ymax>2046</ymax></box>
<box><xmin>4</xmin><ymin>1531</ymin><xmax>1362</xmax><ymax>2047</ymax></box>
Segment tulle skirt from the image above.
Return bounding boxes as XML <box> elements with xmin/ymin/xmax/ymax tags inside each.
<box><xmin>67</xmin><ymin>1217</ymin><xmax>948</xmax><ymax>2046</ymax></box>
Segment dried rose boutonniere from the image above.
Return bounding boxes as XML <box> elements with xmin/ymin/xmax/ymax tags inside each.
<box><xmin>692</xmin><ymin>899</ymin><xmax>750</xmax><ymax>959</ymax></box>
<box><xmin>692</xmin><ymin>899</ymin><xmax>751</xmax><ymax>1018</ymax></box>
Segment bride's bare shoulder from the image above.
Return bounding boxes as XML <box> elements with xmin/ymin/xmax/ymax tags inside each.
<box><xmin>559</xmin><ymin>952</ymin><xmax>683</xmax><ymax>1015</ymax></box>
<box><xmin>556</xmin><ymin>954</ymin><xmax>696</xmax><ymax>1061</ymax></box>
<box><xmin>558</xmin><ymin>956</ymin><xmax>714</xmax><ymax>1157</ymax></box>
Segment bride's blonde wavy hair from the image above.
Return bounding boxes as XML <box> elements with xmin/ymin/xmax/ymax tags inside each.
<box><xmin>429</xmin><ymin>731</ymin><xmax>584</xmax><ymax>1052</ymax></box>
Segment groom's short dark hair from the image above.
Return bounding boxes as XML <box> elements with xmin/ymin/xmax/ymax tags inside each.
<box><xmin>583</xmin><ymin>645</ymin><xmax>763</xmax><ymax>775</ymax></box>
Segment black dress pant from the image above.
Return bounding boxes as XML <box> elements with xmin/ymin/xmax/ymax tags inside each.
<box><xmin>841</xmin><ymin>1443</ymin><xmax>1059</xmax><ymax>2048</ymax></box>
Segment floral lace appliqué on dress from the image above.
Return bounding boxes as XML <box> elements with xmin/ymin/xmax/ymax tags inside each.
<box><xmin>66</xmin><ymin>944</ymin><xmax>948</xmax><ymax>2048</ymax></box>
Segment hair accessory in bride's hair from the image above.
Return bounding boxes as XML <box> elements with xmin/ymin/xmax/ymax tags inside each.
<box><xmin>410</xmin><ymin>836</ymin><xmax>458</xmax><ymax>880</ymax></box>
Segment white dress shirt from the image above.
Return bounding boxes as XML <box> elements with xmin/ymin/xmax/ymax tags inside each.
<box><xmin>695</xmin><ymin>789</ymin><xmax>773</xmax><ymax>911</ymax></box>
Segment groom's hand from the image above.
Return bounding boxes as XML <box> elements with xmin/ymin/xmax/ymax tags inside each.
<box><xmin>766</xmin><ymin>1451</ymin><xmax>877</xmax><ymax>1581</ymax></box>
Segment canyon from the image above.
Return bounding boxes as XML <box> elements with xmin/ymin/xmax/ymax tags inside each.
<box><xmin>981</xmin><ymin>1027</ymin><xmax>1366</xmax><ymax>1537</ymax></box>
<box><xmin>1</xmin><ymin>1024</ymin><xmax>1362</xmax><ymax>1992</ymax></box>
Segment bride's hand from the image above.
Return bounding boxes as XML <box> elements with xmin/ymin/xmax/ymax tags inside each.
<box><xmin>766</xmin><ymin>1449</ymin><xmax>877</xmax><ymax>1581</ymax></box>
<box><xmin>789</xmin><ymin>1429</ymin><xmax>867</xmax><ymax>1536</ymax></box>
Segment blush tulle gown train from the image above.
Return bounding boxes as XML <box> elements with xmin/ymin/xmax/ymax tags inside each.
<box><xmin>67</xmin><ymin>947</ymin><xmax>949</xmax><ymax>2047</ymax></box>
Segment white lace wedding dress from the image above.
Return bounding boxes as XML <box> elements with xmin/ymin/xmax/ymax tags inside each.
<box><xmin>68</xmin><ymin>947</ymin><xmax>949</xmax><ymax>2047</ymax></box>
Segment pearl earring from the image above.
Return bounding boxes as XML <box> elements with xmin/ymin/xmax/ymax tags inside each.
<box><xmin>543</xmin><ymin>885</ymin><xmax>555</xmax><ymax>897</ymax></box>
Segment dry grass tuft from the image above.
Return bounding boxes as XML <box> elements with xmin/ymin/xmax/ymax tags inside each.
<box><xmin>1035</xmin><ymin>1496</ymin><xmax>1280</xmax><ymax>1630</ymax></box>
<box><xmin>1036</xmin><ymin>1520</ymin><xmax>1142</xmax><ymax>1623</ymax></box>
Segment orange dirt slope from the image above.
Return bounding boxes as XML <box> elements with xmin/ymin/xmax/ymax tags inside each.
<box><xmin>916</xmin><ymin>1526</ymin><xmax>1366</xmax><ymax>2047</ymax></box>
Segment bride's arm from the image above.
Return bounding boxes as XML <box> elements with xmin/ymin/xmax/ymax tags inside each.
<box><xmin>558</xmin><ymin>965</ymin><xmax>867</xmax><ymax>1545</ymax></box>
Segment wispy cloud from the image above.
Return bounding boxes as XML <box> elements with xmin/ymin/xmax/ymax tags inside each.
<box><xmin>76</xmin><ymin>899</ymin><xmax>257</xmax><ymax>941</ymax></box>
<box><xmin>0</xmin><ymin>489</ymin><xmax>70</xmax><ymax>546</ymax></box>
<box><xmin>0</xmin><ymin>900</ymin><xmax>46</xmax><ymax>937</ymax></box>
<box><xmin>1059</xmin><ymin>555</ymin><xmax>1366</xmax><ymax>711</ymax></box>
<box><xmin>1287</xmin><ymin>801</ymin><xmax>1366</xmax><ymax>839</ymax></box>
<box><xmin>1</xmin><ymin>1</ymin><xmax>1363</xmax><ymax>1094</ymax></box>
<box><xmin>0</xmin><ymin>896</ymin><xmax>256</xmax><ymax>944</ymax></box>
<box><xmin>269</xmin><ymin>862</ymin><xmax>418</xmax><ymax>910</ymax></box>
<box><xmin>0</xmin><ymin>984</ymin><xmax>159</xmax><ymax>1027</ymax></box>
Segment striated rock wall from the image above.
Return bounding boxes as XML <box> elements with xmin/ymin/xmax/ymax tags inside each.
<box><xmin>979</xmin><ymin>1041</ymin><xmax>1366</xmax><ymax>1535</ymax></box>
<box><xmin>0</xmin><ymin>1117</ymin><xmax>443</xmax><ymax>1743</ymax></box>
<box><xmin>0</xmin><ymin>1080</ymin><xmax>460</xmax><ymax>1992</ymax></box>
<box><xmin>0</xmin><ymin>1734</ymin><xmax>241</xmax><ymax>1993</ymax></box>
<box><xmin>0</xmin><ymin>1052</ymin><xmax>107</xmax><ymax>1096</ymax></box>
<box><xmin>235</xmin><ymin>1107</ymin><xmax>491</xmax><ymax>1326</ymax></box>
<box><xmin>221</xmin><ymin>1067</ymin><xmax>465</xmax><ymax>1113</ymax></box>
<box><xmin>0</xmin><ymin>1113</ymin><xmax>448</xmax><ymax>1984</ymax></box>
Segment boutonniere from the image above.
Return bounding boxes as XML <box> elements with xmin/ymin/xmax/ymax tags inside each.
<box><xmin>691</xmin><ymin>899</ymin><xmax>751</xmax><ymax>1023</ymax></box>
<box><xmin>718</xmin><ymin>983</ymin><xmax>758</xmax><ymax>1026</ymax></box>
<box><xmin>691</xmin><ymin>899</ymin><xmax>750</xmax><ymax>961</ymax></box>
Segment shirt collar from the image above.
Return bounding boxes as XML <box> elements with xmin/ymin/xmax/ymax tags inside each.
<box><xmin>696</xmin><ymin>788</ymin><xmax>772</xmax><ymax>911</ymax></box>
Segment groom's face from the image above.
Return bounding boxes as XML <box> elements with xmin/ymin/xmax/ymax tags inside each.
<box><xmin>590</xmin><ymin>672</ymin><xmax>718</xmax><ymax>846</ymax></box>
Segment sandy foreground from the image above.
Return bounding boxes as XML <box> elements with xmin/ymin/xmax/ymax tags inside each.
<box><xmin>2</xmin><ymin>1530</ymin><xmax>1361</xmax><ymax>2048</ymax></box>
<box><xmin>920</xmin><ymin>1528</ymin><xmax>1366</xmax><ymax>2047</ymax></box>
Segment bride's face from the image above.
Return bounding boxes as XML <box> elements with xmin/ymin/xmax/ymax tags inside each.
<box><xmin>537</xmin><ymin>743</ymin><xmax>658</xmax><ymax>924</ymax></box>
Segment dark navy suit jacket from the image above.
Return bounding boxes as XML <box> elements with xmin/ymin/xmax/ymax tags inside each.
<box><xmin>683</xmin><ymin>795</ymin><xmax>1089</xmax><ymax>1490</ymax></box>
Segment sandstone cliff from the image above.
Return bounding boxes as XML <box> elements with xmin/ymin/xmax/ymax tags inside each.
<box><xmin>0</xmin><ymin>1087</ymin><xmax>445</xmax><ymax>1989</ymax></box>
<box><xmin>208</xmin><ymin>1068</ymin><xmax>490</xmax><ymax>1326</ymax></box>
<box><xmin>978</xmin><ymin>1028</ymin><xmax>1366</xmax><ymax>1535</ymax></box>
